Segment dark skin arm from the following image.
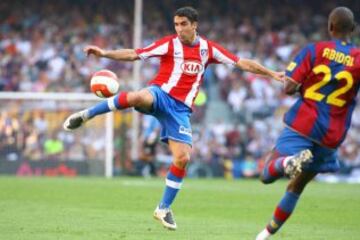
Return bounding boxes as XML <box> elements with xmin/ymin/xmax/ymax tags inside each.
<box><xmin>284</xmin><ymin>76</ymin><xmax>301</xmax><ymax>95</ymax></box>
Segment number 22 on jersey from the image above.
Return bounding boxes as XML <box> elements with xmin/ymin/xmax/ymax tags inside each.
<box><xmin>304</xmin><ymin>64</ymin><xmax>353</xmax><ymax>107</ymax></box>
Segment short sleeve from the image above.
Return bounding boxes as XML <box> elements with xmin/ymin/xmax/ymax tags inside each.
<box><xmin>285</xmin><ymin>44</ymin><xmax>315</xmax><ymax>84</ymax></box>
<box><xmin>208</xmin><ymin>41</ymin><xmax>239</xmax><ymax>65</ymax></box>
<box><xmin>135</xmin><ymin>36</ymin><xmax>173</xmax><ymax>60</ymax></box>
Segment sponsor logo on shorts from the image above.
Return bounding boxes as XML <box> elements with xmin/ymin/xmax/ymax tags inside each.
<box><xmin>179</xmin><ymin>126</ymin><xmax>192</xmax><ymax>136</ymax></box>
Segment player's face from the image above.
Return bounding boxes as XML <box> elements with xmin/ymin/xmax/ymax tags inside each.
<box><xmin>174</xmin><ymin>16</ymin><xmax>197</xmax><ymax>44</ymax></box>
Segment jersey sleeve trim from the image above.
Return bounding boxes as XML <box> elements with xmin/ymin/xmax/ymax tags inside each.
<box><xmin>209</xmin><ymin>41</ymin><xmax>239</xmax><ymax>65</ymax></box>
<box><xmin>285</xmin><ymin>43</ymin><xmax>315</xmax><ymax>84</ymax></box>
<box><xmin>135</xmin><ymin>35</ymin><xmax>174</xmax><ymax>60</ymax></box>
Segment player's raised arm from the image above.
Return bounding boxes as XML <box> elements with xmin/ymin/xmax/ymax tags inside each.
<box><xmin>235</xmin><ymin>58</ymin><xmax>285</xmax><ymax>82</ymax></box>
<box><xmin>209</xmin><ymin>41</ymin><xmax>284</xmax><ymax>82</ymax></box>
<box><xmin>84</xmin><ymin>45</ymin><xmax>140</xmax><ymax>61</ymax></box>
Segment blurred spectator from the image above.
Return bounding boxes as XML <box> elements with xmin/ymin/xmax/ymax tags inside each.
<box><xmin>43</xmin><ymin>131</ymin><xmax>65</xmax><ymax>160</ymax></box>
<box><xmin>1</xmin><ymin>0</ymin><xmax>360</xmax><ymax>177</ymax></box>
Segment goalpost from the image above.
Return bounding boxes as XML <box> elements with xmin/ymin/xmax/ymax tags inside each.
<box><xmin>131</xmin><ymin>0</ymin><xmax>143</xmax><ymax>162</ymax></box>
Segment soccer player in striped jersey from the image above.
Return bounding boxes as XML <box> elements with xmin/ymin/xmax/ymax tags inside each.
<box><xmin>256</xmin><ymin>7</ymin><xmax>360</xmax><ymax>240</ymax></box>
<box><xmin>63</xmin><ymin>6</ymin><xmax>283</xmax><ymax>230</ymax></box>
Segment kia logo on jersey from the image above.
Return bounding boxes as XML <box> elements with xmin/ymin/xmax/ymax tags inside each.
<box><xmin>181</xmin><ymin>61</ymin><xmax>203</xmax><ymax>76</ymax></box>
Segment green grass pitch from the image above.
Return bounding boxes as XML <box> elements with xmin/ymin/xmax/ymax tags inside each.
<box><xmin>0</xmin><ymin>177</ymin><xmax>359</xmax><ymax>240</ymax></box>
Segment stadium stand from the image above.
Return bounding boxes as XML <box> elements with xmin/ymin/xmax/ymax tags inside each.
<box><xmin>1</xmin><ymin>0</ymin><xmax>359</xmax><ymax>178</ymax></box>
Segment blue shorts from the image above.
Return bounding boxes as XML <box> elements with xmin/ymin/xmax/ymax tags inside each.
<box><xmin>275</xmin><ymin>127</ymin><xmax>340</xmax><ymax>173</ymax></box>
<box><xmin>136</xmin><ymin>86</ymin><xmax>192</xmax><ymax>146</ymax></box>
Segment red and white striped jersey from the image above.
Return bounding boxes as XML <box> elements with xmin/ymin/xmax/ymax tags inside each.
<box><xmin>135</xmin><ymin>35</ymin><xmax>239</xmax><ymax>108</ymax></box>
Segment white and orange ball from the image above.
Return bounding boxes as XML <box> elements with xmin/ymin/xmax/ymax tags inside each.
<box><xmin>90</xmin><ymin>69</ymin><xmax>119</xmax><ymax>98</ymax></box>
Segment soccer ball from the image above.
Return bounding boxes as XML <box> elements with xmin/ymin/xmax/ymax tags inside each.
<box><xmin>90</xmin><ymin>69</ymin><xmax>119</xmax><ymax>98</ymax></box>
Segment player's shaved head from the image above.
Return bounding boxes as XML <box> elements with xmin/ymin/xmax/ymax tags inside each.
<box><xmin>329</xmin><ymin>7</ymin><xmax>355</xmax><ymax>34</ymax></box>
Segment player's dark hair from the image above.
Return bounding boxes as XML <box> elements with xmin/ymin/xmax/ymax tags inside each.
<box><xmin>175</xmin><ymin>6</ymin><xmax>198</xmax><ymax>23</ymax></box>
<box><xmin>329</xmin><ymin>7</ymin><xmax>355</xmax><ymax>34</ymax></box>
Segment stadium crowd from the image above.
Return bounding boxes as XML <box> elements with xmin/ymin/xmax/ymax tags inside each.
<box><xmin>1</xmin><ymin>0</ymin><xmax>360</xmax><ymax>178</ymax></box>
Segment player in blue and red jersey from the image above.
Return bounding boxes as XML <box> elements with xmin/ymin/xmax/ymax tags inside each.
<box><xmin>256</xmin><ymin>7</ymin><xmax>360</xmax><ymax>240</ymax></box>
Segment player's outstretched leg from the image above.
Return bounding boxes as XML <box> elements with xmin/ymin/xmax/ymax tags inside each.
<box><xmin>63</xmin><ymin>92</ymin><xmax>130</xmax><ymax>131</ymax></box>
<box><xmin>260</xmin><ymin>149</ymin><xmax>313</xmax><ymax>183</ymax></box>
<box><xmin>256</xmin><ymin>171</ymin><xmax>316</xmax><ymax>240</ymax></box>
<box><xmin>153</xmin><ymin>141</ymin><xmax>190</xmax><ymax>230</ymax></box>
<box><xmin>64</xmin><ymin>89</ymin><xmax>154</xmax><ymax>131</ymax></box>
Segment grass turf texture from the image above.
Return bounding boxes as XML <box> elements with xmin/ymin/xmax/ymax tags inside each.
<box><xmin>0</xmin><ymin>177</ymin><xmax>359</xmax><ymax>240</ymax></box>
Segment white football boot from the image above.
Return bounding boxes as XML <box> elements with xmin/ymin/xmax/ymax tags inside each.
<box><xmin>63</xmin><ymin>110</ymin><xmax>88</xmax><ymax>131</ymax></box>
<box><xmin>153</xmin><ymin>206</ymin><xmax>177</xmax><ymax>230</ymax></box>
<box><xmin>284</xmin><ymin>149</ymin><xmax>313</xmax><ymax>179</ymax></box>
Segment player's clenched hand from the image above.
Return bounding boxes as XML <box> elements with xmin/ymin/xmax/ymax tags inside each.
<box><xmin>272</xmin><ymin>71</ymin><xmax>285</xmax><ymax>82</ymax></box>
<box><xmin>84</xmin><ymin>45</ymin><xmax>106</xmax><ymax>57</ymax></box>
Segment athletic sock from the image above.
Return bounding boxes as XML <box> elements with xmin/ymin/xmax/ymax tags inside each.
<box><xmin>159</xmin><ymin>164</ymin><xmax>185</xmax><ymax>209</ymax></box>
<box><xmin>261</xmin><ymin>155</ymin><xmax>289</xmax><ymax>183</ymax></box>
<box><xmin>87</xmin><ymin>92</ymin><xmax>129</xmax><ymax>119</ymax></box>
<box><xmin>266</xmin><ymin>191</ymin><xmax>299</xmax><ymax>234</ymax></box>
